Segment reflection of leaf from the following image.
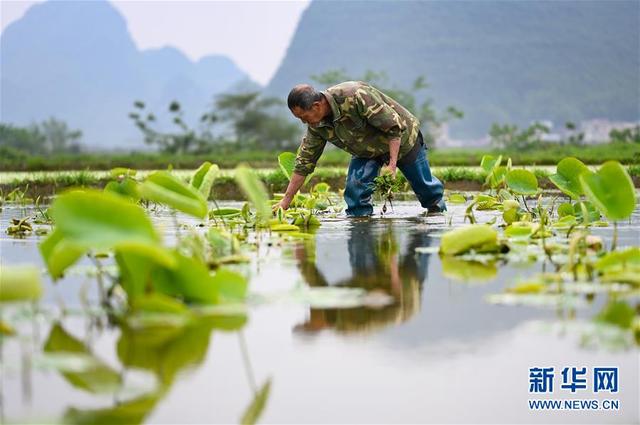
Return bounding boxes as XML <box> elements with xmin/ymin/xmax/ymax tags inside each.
<box><xmin>117</xmin><ymin>320</ymin><xmax>215</xmax><ymax>386</ymax></box>
<box><xmin>441</xmin><ymin>257</ymin><xmax>497</xmax><ymax>282</ymax></box>
<box><xmin>596</xmin><ymin>301</ymin><xmax>635</xmax><ymax>329</ymax></box>
<box><xmin>44</xmin><ymin>324</ymin><xmax>121</xmax><ymax>393</ymax></box>
<box><xmin>241</xmin><ymin>379</ymin><xmax>272</xmax><ymax>425</ymax></box>
<box><xmin>0</xmin><ymin>265</ymin><xmax>42</xmax><ymax>302</ymax></box>
<box><xmin>63</xmin><ymin>393</ymin><xmax>160</xmax><ymax>425</ymax></box>
<box><xmin>579</xmin><ymin>161</ymin><xmax>636</xmax><ymax>221</ymax></box>
<box><xmin>212</xmin><ymin>268</ymin><xmax>248</xmax><ymax>302</ymax></box>
<box><xmin>115</xmin><ymin>242</ymin><xmax>177</xmax><ymax>302</ymax></box>
<box><xmin>151</xmin><ymin>251</ymin><xmax>220</xmax><ymax>304</ymax></box>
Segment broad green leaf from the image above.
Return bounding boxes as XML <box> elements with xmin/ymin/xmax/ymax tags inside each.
<box><xmin>573</xmin><ymin>201</ymin><xmax>600</xmax><ymax>223</ymax></box>
<box><xmin>312</xmin><ymin>182</ymin><xmax>330</xmax><ymax>193</ymax></box>
<box><xmin>557</xmin><ymin>202</ymin><xmax>574</xmax><ymax>217</ymax></box>
<box><xmin>439</xmin><ymin>225</ymin><xmax>498</xmax><ymax>255</ymax></box>
<box><xmin>505</xmin><ymin>169</ymin><xmax>538</xmax><ymax>195</ymax></box>
<box><xmin>448</xmin><ymin>194</ymin><xmax>466</xmax><ymax>204</ymax></box>
<box><xmin>190</xmin><ymin>161</ymin><xmax>220</xmax><ymax>199</ymax></box>
<box><xmin>139</xmin><ymin>171</ymin><xmax>208</xmax><ymax>219</ymax></box>
<box><xmin>441</xmin><ymin>257</ymin><xmax>497</xmax><ymax>282</ymax></box>
<box><xmin>211</xmin><ymin>268</ymin><xmax>248</xmax><ymax>302</ymax></box>
<box><xmin>49</xmin><ymin>190</ymin><xmax>160</xmax><ymax>249</ymax></box>
<box><xmin>63</xmin><ymin>394</ymin><xmax>159</xmax><ymax>425</ymax></box>
<box><xmin>39</xmin><ymin>228</ymin><xmax>86</xmax><ymax>279</ymax></box>
<box><xmin>271</xmin><ymin>223</ymin><xmax>300</xmax><ymax>232</ymax></box>
<box><xmin>506</xmin><ymin>282</ymin><xmax>546</xmax><ymax>294</ymax></box>
<box><xmin>44</xmin><ymin>324</ymin><xmax>121</xmax><ymax>393</ymax></box>
<box><xmin>505</xmin><ymin>222</ymin><xmax>536</xmax><ymax>238</ymax></box>
<box><xmin>579</xmin><ymin>161</ymin><xmax>636</xmax><ymax>221</ymax></box>
<box><xmin>110</xmin><ymin>167</ymin><xmax>137</xmax><ymax>178</ymax></box>
<box><xmin>0</xmin><ymin>265</ymin><xmax>42</xmax><ymax>302</ymax></box>
<box><xmin>241</xmin><ymin>379</ymin><xmax>272</xmax><ymax>425</ymax></box>
<box><xmin>115</xmin><ymin>242</ymin><xmax>177</xmax><ymax>302</ymax></box>
<box><xmin>151</xmin><ymin>251</ymin><xmax>219</xmax><ymax>304</ymax></box>
<box><xmin>595</xmin><ymin>247</ymin><xmax>640</xmax><ymax>272</ymax></box>
<box><xmin>502</xmin><ymin>208</ymin><xmax>519</xmax><ymax>224</ymax></box>
<box><xmin>548</xmin><ymin>157</ymin><xmax>589</xmax><ymax>199</ymax></box>
<box><xmin>278</xmin><ymin>152</ymin><xmax>296</xmax><ymax>180</ymax></box>
<box><xmin>209</xmin><ymin>207</ymin><xmax>242</xmax><ymax>218</ymax></box>
<box><xmin>235</xmin><ymin>165</ymin><xmax>270</xmax><ymax>224</ymax></box>
<box><xmin>104</xmin><ymin>178</ymin><xmax>140</xmax><ymax>200</ymax></box>
<box><xmin>480</xmin><ymin>155</ymin><xmax>502</xmax><ymax>173</ymax></box>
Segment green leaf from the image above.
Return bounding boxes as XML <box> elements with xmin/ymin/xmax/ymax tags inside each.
<box><xmin>235</xmin><ymin>165</ymin><xmax>271</xmax><ymax>224</ymax></box>
<box><xmin>505</xmin><ymin>222</ymin><xmax>536</xmax><ymax>238</ymax></box>
<box><xmin>505</xmin><ymin>169</ymin><xmax>538</xmax><ymax>195</ymax></box>
<box><xmin>115</xmin><ymin>242</ymin><xmax>177</xmax><ymax>302</ymax></box>
<box><xmin>579</xmin><ymin>161</ymin><xmax>636</xmax><ymax>221</ymax></box>
<box><xmin>131</xmin><ymin>293</ymin><xmax>188</xmax><ymax>314</ymax></box>
<box><xmin>448</xmin><ymin>194</ymin><xmax>466</xmax><ymax>204</ymax></box>
<box><xmin>110</xmin><ymin>167</ymin><xmax>137</xmax><ymax>178</ymax></box>
<box><xmin>211</xmin><ymin>268</ymin><xmax>248</xmax><ymax>302</ymax></box>
<box><xmin>548</xmin><ymin>157</ymin><xmax>588</xmax><ymax>199</ymax></box>
<box><xmin>595</xmin><ymin>247</ymin><xmax>640</xmax><ymax>272</ymax></box>
<box><xmin>270</xmin><ymin>223</ymin><xmax>300</xmax><ymax>232</ymax></box>
<box><xmin>49</xmin><ymin>189</ymin><xmax>160</xmax><ymax>249</ymax></box>
<box><xmin>39</xmin><ymin>228</ymin><xmax>86</xmax><ymax>279</ymax></box>
<box><xmin>557</xmin><ymin>202</ymin><xmax>574</xmax><ymax>217</ymax></box>
<box><xmin>151</xmin><ymin>251</ymin><xmax>219</xmax><ymax>304</ymax></box>
<box><xmin>104</xmin><ymin>178</ymin><xmax>140</xmax><ymax>200</ymax></box>
<box><xmin>210</xmin><ymin>207</ymin><xmax>242</xmax><ymax>218</ymax></box>
<box><xmin>312</xmin><ymin>182</ymin><xmax>330</xmax><ymax>193</ymax></box>
<box><xmin>480</xmin><ymin>155</ymin><xmax>502</xmax><ymax>173</ymax></box>
<box><xmin>44</xmin><ymin>324</ymin><xmax>121</xmax><ymax>393</ymax></box>
<box><xmin>0</xmin><ymin>265</ymin><xmax>42</xmax><ymax>302</ymax></box>
<box><xmin>241</xmin><ymin>379</ymin><xmax>272</xmax><ymax>425</ymax></box>
<box><xmin>139</xmin><ymin>171</ymin><xmax>208</xmax><ymax>219</ymax></box>
<box><xmin>190</xmin><ymin>161</ymin><xmax>220</xmax><ymax>199</ymax></box>
<box><xmin>278</xmin><ymin>152</ymin><xmax>296</xmax><ymax>180</ymax></box>
<box><xmin>439</xmin><ymin>224</ymin><xmax>498</xmax><ymax>255</ymax></box>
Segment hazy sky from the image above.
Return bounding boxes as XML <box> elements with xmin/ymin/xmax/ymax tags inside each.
<box><xmin>0</xmin><ymin>0</ymin><xmax>310</xmax><ymax>84</ymax></box>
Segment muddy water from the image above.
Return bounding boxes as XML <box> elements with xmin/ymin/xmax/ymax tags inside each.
<box><xmin>1</xmin><ymin>199</ymin><xmax>638</xmax><ymax>424</ymax></box>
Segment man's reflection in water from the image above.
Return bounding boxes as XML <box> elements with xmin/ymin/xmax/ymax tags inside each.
<box><xmin>294</xmin><ymin>220</ymin><xmax>434</xmax><ymax>334</ymax></box>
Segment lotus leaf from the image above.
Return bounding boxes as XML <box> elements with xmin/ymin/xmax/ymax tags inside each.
<box><xmin>548</xmin><ymin>157</ymin><xmax>589</xmax><ymax>199</ymax></box>
<box><xmin>0</xmin><ymin>265</ymin><xmax>42</xmax><ymax>302</ymax></box>
<box><xmin>557</xmin><ymin>203</ymin><xmax>574</xmax><ymax>217</ymax></box>
<box><xmin>439</xmin><ymin>224</ymin><xmax>498</xmax><ymax>255</ymax></box>
<box><xmin>139</xmin><ymin>171</ymin><xmax>208</xmax><ymax>219</ymax></box>
<box><xmin>579</xmin><ymin>161</ymin><xmax>636</xmax><ymax>221</ymax></box>
<box><xmin>235</xmin><ymin>165</ymin><xmax>271</xmax><ymax>223</ymax></box>
<box><xmin>505</xmin><ymin>169</ymin><xmax>538</xmax><ymax>195</ymax></box>
<box><xmin>278</xmin><ymin>152</ymin><xmax>296</xmax><ymax>180</ymax></box>
<box><xmin>190</xmin><ymin>161</ymin><xmax>220</xmax><ymax>199</ymax></box>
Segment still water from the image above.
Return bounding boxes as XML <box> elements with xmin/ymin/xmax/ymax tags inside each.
<box><xmin>1</xmin><ymin>200</ymin><xmax>638</xmax><ymax>424</ymax></box>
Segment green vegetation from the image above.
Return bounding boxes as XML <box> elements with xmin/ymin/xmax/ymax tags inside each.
<box><xmin>0</xmin><ymin>118</ymin><xmax>82</xmax><ymax>158</ymax></box>
<box><xmin>2</xmin><ymin>142</ymin><xmax>637</xmax><ymax>172</ymax></box>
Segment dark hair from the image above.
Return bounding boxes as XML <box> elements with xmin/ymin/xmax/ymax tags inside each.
<box><xmin>287</xmin><ymin>84</ymin><xmax>324</xmax><ymax>110</ymax></box>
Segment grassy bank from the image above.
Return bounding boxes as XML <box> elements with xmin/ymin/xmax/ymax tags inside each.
<box><xmin>2</xmin><ymin>165</ymin><xmax>639</xmax><ymax>201</ymax></box>
<box><xmin>2</xmin><ymin>142</ymin><xmax>638</xmax><ymax>171</ymax></box>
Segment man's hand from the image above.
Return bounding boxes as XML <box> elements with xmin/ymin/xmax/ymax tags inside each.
<box><xmin>272</xmin><ymin>195</ymin><xmax>293</xmax><ymax>213</ymax></box>
<box><xmin>382</xmin><ymin>164</ymin><xmax>397</xmax><ymax>178</ymax></box>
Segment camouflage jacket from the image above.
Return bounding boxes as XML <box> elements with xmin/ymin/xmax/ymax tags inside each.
<box><xmin>293</xmin><ymin>81</ymin><xmax>420</xmax><ymax>176</ymax></box>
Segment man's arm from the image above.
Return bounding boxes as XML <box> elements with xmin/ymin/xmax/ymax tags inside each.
<box><xmin>276</xmin><ymin>172</ymin><xmax>306</xmax><ymax>210</ymax></box>
<box><xmin>387</xmin><ymin>137</ymin><xmax>401</xmax><ymax>176</ymax></box>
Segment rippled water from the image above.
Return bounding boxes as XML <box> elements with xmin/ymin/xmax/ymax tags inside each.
<box><xmin>1</xmin><ymin>198</ymin><xmax>639</xmax><ymax>424</ymax></box>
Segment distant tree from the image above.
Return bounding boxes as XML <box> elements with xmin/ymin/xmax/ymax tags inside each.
<box><xmin>129</xmin><ymin>92</ymin><xmax>300</xmax><ymax>153</ymax></box>
<box><xmin>489</xmin><ymin>122</ymin><xmax>550</xmax><ymax>150</ymax></box>
<box><xmin>609</xmin><ymin>125</ymin><xmax>640</xmax><ymax>144</ymax></box>
<box><xmin>0</xmin><ymin>119</ymin><xmax>82</xmax><ymax>155</ymax></box>
<box><xmin>311</xmin><ymin>69</ymin><xmax>463</xmax><ymax>148</ymax></box>
<box><xmin>129</xmin><ymin>100</ymin><xmax>207</xmax><ymax>154</ymax></box>
<box><xmin>39</xmin><ymin>117</ymin><xmax>82</xmax><ymax>153</ymax></box>
<box><xmin>563</xmin><ymin>121</ymin><xmax>584</xmax><ymax>146</ymax></box>
<box><xmin>212</xmin><ymin>92</ymin><xmax>299</xmax><ymax>149</ymax></box>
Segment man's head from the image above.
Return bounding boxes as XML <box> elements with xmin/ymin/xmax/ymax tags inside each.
<box><xmin>287</xmin><ymin>84</ymin><xmax>330</xmax><ymax>126</ymax></box>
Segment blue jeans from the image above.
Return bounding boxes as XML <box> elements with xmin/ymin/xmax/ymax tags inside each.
<box><xmin>344</xmin><ymin>146</ymin><xmax>445</xmax><ymax>217</ymax></box>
